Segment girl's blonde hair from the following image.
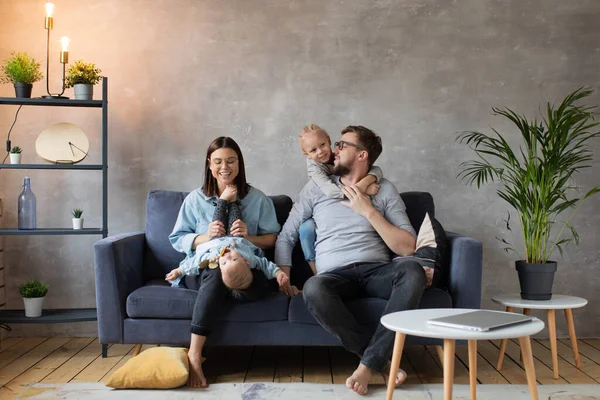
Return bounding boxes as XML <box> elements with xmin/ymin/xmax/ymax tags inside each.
<box><xmin>298</xmin><ymin>124</ymin><xmax>330</xmax><ymax>141</ymax></box>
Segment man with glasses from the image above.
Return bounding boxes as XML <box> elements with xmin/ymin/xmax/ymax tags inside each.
<box><xmin>275</xmin><ymin>125</ymin><xmax>426</xmax><ymax>395</ymax></box>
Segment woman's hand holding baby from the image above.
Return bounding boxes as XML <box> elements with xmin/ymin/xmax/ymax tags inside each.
<box><xmin>230</xmin><ymin>219</ymin><xmax>248</xmax><ymax>237</ymax></box>
<box><xmin>165</xmin><ymin>268</ymin><xmax>182</xmax><ymax>281</ymax></box>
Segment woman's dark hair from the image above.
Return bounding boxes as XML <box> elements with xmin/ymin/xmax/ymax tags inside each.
<box><xmin>202</xmin><ymin>137</ymin><xmax>250</xmax><ymax>198</ymax></box>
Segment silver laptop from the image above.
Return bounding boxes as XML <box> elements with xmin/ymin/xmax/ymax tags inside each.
<box><xmin>427</xmin><ymin>310</ymin><xmax>534</xmax><ymax>332</ymax></box>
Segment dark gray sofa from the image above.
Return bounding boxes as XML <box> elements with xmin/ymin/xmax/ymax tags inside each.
<box><xmin>94</xmin><ymin>190</ymin><xmax>483</xmax><ymax>357</ymax></box>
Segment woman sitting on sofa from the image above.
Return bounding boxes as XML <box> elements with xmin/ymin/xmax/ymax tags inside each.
<box><xmin>168</xmin><ymin>136</ymin><xmax>281</xmax><ymax>388</ymax></box>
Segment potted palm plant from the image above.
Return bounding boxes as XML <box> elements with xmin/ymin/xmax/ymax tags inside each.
<box><xmin>0</xmin><ymin>52</ymin><xmax>44</xmax><ymax>98</ymax></box>
<box><xmin>9</xmin><ymin>146</ymin><xmax>22</xmax><ymax>164</ymax></box>
<box><xmin>19</xmin><ymin>279</ymin><xmax>49</xmax><ymax>317</ymax></box>
<box><xmin>65</xmin><ymin>60</ymin><xmax>102</xmax><ymax>100</ymax></box>
<box><xmin>457</xmin><ymin>87</ymin><xmax>600</xmax><ymax>300</ymax></box>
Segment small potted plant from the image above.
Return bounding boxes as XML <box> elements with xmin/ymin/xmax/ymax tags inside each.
<box><xmin>19</xmin><ymin>279</ymin><xmax>49</xmax><ymax>317</ymax></box>
<box><xmin>0</xmin><ymin>52</ymin><xmax>44</xmax><ymax>98</ymax></box>
<box><xmin>9</xmin><ymin>146</ymin><xmax>22</xmax><ymax>164</ymax></box>
<box><xmin>72</xmin><ymin>208</ymin><xmax>84</xmax><ymax>229</ymax></box>
<box><xmin>65</xmin><ymin>60</ymin><xmax>102</xmax><ymax>100</ymax></box>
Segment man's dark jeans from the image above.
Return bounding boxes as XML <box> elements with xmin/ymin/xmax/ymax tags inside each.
<box><xmin>302</xmin><ymin>258</ymin><xmax>427</xmax><ymax>373</ymax></box>
<box><xmin>184</xmin><ymin>267</ymin><xmax>271</xmax><ymax>336</ymax></box>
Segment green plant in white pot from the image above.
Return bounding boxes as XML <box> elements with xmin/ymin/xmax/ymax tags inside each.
<box><xmin>65</xmin><ymin>60</ymin><xmax>102</xmax><ymax>100</ymax></box>
<box><xmin>72</xmin><ymin>208</ymin><xmax>84</xmax><ymax>229</ymax></box>
<box><xmin>9</xmin><ymin>146</ymin><xmax>22</xmax><ymax>164</ymax></box>
<box><xmin>19</xmin><ymin>279</ymin><xmax>49</xmax><ymax>317</ymax></box>
<box><xmin>0</xmin><ymin>52</ymin><xmax>44</xmax><ymax>98</ymax></box>
<box><xmin>457</xmin><ymin>87</ymin><xmax>600</xmax><ymax>300</ymax></box>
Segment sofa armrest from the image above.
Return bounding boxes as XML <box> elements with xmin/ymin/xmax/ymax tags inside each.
<box><xmin>94</xmin><ymin>231</ymin><xmax>145</xmax><ymax>344</ymax></box>
<box><xmin>445</xmin><ymin>231</ymin><xmax>483</xmax><ymax>309</ymax></box>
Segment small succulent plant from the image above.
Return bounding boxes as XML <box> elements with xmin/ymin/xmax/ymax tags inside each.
<box><xmin>10</xmin><ymin>146</ymin><xmax>22</xmax><ymax>154</ymax></box>
<box><xmin>72</xmin><ymin>208</ymin><xmax>83</xmax><ymax>218</ymax></box>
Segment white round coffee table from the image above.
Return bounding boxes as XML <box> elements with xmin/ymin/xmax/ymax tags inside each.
<box><xmin>492</xmin><ymin>294</ymin><xmax>588</xmax><ymax>379</ymax></box>
<box><xmin>381</xmin><ymin>308</ymin><xmax>544</xmax><ymax>400</ymax></box>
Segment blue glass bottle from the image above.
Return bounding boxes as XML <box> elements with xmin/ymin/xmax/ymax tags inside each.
<box><xmin>18</xmin><ymin>176</ymin><xmax>37</xmax><ymax>230</ymax></box>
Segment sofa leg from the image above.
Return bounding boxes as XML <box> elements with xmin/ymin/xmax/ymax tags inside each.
<box><xmin>132</xmin><ymin>344</ymin><xmax>142</xmax><ymax>356</ymax></box>
<box><xmin>102</xmin><ymin>344</ymin><xmax>108</xmax><ymax>358</ymax></box>
<box><xmin>435</xmin><ymin>345</ymin><xmax>444</xmax><ymax>367</ymax></box>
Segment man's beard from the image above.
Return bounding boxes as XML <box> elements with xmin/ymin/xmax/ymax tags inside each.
<box><xmin>333</xmin><ymin>162</ymin><xmax>351</xmax><ymax>176</ymax></box>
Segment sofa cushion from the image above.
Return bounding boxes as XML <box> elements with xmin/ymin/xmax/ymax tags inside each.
<box><xmin>289</xmin><ymin>287</ymin><xmax>453</xmax><ymax>325</ymax></box>
<box><xmin>126</xmin><ymin>280</ymin><xmax>289</xmax><ymax>322</ymax></box>
<box><xmin>400</xmin><ymin>192</ymin><xmax>435</xmax><ymax>233</ymax></box>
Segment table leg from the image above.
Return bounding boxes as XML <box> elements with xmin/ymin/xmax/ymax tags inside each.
<box><xmin>468</xmin><ymin>340</ymin><xmax>477</xmax><ymax>400</ymax></box>
<box><xmin>443</xmin><ymin>339</ymin><xmax>456</xmax><ymax>400</ymax></box>
<box><xmin>564</xmin><ymin>308</ymin><xmax>581</xmax><ymax>369</ymax></box>
<box><xmin>496</xmin><ymin>306</ymin><xmax>514</xmax><ymax>370</ymax></box>
<box><xmin>385</xmin><ymin>332</ymin><xmax>406</xmax><ymax>400</ymax></box>
<box><xmin>547</xmin><ymin>309</ymin><xmax>559</xmax><ymax>379</ymax></box>
<box><xmin>518</xmin><ymin>336</ymin><xmax>539</xmax><ymax>400</ymax></box>
<box><xmin>519</xmin><ymin>309</ymin><xmax>531</xmax><ymax>362</ymax></box>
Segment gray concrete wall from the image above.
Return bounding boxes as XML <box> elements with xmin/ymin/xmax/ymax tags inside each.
<box><xmin>0</xmin><ymin>0</ymin><xmax>599</xmax><ymax>337</ymax></box>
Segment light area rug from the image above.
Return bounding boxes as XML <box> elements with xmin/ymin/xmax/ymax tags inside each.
<box><xmin>16</xmin><ymin>382</ymin><xmax>600</xmax><ymax>399</ymax></box>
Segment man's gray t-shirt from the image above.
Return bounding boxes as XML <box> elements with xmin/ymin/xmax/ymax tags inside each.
<box><xmin>274</xmin><ymin>177</ymin><xmax>416</xmax><ymax>274</ymax></box>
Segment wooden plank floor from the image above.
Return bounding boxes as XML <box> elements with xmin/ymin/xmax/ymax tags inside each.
<box><xmin>1</xmin><ymin>338</ymin><xmax>600</xmax><ymax>398</ymax></box>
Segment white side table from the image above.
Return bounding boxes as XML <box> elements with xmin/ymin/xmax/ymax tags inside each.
<box><xmin>492</xmin><ymin>294</ymin><xmax>588</xmax><ymax>379</ymax></box>
<box><xmin>381</xmin><ymin>308</ymin><xmax>544</xmax><ymax>400</ymax></box>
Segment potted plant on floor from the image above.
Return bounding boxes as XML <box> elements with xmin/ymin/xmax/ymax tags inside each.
<box><xmin>9</xmin><ymin>146</ymin><xmax>22</xmax><ymax>164</ymax></box>
<box><xmin>0</xmin><ymin>52</ymin><xmax>44</xmax><ymax>98</ymax></box>
<box><xmin>72</xmin><ymin>208</ymin><xmax>84</xmax><ymax>229</ymax></box>
<box><xmin>457</xmin><ymin>87</ymin><xmax>600</xmax><ymax>300</ymax></box>
<box><xmin>65</xmin><ymin>60</ymin><xmax>102</xmax><ymax>100</ymax></box>
<box><xmin>19</xmin><ymin>279</ymin><xmax>49</xmax><ymax>317</ymax></box>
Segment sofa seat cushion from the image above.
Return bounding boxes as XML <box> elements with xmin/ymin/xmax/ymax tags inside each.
<box><xmin>289</xmin><ymin>287</ymin><xmax>453</xmax><ymax>325</ymax></box>
<box><xmin>126</xmin><ymin>280</ymin><xmax>289</xmax><ymax>322</ymax></box>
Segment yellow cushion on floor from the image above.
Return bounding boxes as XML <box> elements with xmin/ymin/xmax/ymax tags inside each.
<box><xmin>105</xmin><ymin>347</ymin><xmax>189</xmax><ymax>389</ymax></box>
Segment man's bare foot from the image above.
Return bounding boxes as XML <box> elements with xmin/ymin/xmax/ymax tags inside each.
<box><xmin>382</xmin><ymin>367</ymin><xmax>407</xmax><ymax>387</ymax></box>
<box><xmin>345</xmin><ymin>364</ymin><xmax>371</xmax><ymax>395</ymax></box>
<box><xmin>220</xmin><ymin>185</ymin><xmax>237</xmax><ymax>202</ymax></box>
<box><xmin>187</xmin><ymin>352</ymin><xmax>208</xmax><ymax>388</ymax></box>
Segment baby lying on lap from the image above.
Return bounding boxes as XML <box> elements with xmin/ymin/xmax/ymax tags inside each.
<box><xmin>166</xmin><ymin>184</ymin><xmax>288</xmax><ymax>292</ymax></box>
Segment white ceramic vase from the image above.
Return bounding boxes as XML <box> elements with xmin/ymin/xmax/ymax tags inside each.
<box><xmin>23</xmin><ymin>297</ymin><xmax>45</xmax><ymax>317</ymax></box>
<box><xmin>10</xmin><ymin>153</ymin><xmax>21</xmax><ymax>164</ymax></box>
<box><xmin>72</xmin><ymin>218</ymin><xmax>84</xmax><ymax>230</ymax></box>
<box><xmin>73</xmin><ymin>84</ymin><xmax>93</xmax><ymax>100</ymax></box>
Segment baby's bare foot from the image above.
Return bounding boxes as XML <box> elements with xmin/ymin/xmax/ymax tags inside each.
<box><xmin>220</xmin><ymin>185</ymin><xmax>237</xmax><ymax>202</ymax></box>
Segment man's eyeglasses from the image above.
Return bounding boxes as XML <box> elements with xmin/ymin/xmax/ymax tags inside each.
<box><xmin>334</xmin><ymin>140</ymin><xmax>367</xmax><ymax>151</ymax></box>
<box><xmin>209</xmin><ymin>157</ymin><xmax>238</xmax><ymax>166</ymax></box>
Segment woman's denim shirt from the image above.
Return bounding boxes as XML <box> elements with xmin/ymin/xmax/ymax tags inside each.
<box><xmin>168</xmin><ymin>186</ymin><xmax>280</xmax><ymax>284</ymax></box>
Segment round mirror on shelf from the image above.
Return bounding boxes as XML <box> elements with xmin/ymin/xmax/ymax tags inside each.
<box><xmin>35</xmin><ymin>122</ymin><xmax>89</xmax><ymax>164</ymax></box>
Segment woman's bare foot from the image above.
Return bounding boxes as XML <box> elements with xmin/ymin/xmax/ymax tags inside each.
<box><xmin>220</xmin><ymin>185</ymin><xmax>237</xmax><ymax>202</ymax></box>
<box><xmin>187</xmin><ymin>352</ymin><xmax>208</xmax><ymax>388</ymax></box>
<box><xmin>345</xmin><ymin>364</ymin><xmax>371</xmax><ymax>395</ymax></box>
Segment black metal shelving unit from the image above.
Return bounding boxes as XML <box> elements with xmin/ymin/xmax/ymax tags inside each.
<box><xmin>0</xmin><ymin>77</ymin><xmax>108</xmax><ymax>326</ymax></box>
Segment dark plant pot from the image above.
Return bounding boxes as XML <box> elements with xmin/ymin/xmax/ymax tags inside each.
<box><xmin>516</xmin><ymin>260</ymin><xmax>557</xmax><ymax>300</ymax></box>
<box><xmin>14</xmin><ymin>83</ymin><xmax>33</xmax><ymax>98</ymax></box>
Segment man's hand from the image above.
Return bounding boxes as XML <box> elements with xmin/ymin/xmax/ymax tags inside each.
<box><xmin>341</xmin><ymin>184</ymin><xmax>377</xmax><ymax>218</ymax></box>
<box><xmin>230</xmin><ymin>219</ymin><xmax>248</xmax><ymax>237</ymax></box>
<box><xmin>165</xmin><ymin>268</ymin><xmax>182</xmax><ymax>281</ymax></box>
<box><xmin>275</xmin><ymin>269</ymin><xmax>289</xmax><ymax>287</ymax></box>
<box><xmin>279</xmin><ymin>280</ymin><xmax>301</xmax><ymax>297</ymax></box>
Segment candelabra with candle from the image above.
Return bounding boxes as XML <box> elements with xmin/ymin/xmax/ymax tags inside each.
<box><xmin>42</xmin><ymin>2</ymin><xmax>69</xmax><ymax>99</ymax></box>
